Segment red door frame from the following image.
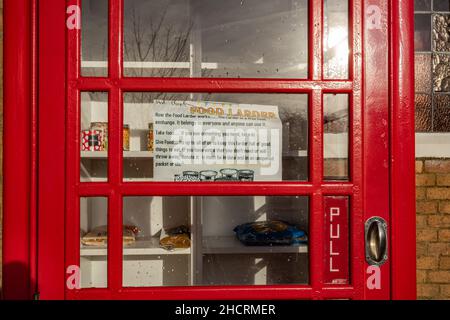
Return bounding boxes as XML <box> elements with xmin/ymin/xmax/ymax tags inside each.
<box><xmin>2</xmin><ymin>0</ymin><xmax>416</xmax><ymax>300</ymax></box>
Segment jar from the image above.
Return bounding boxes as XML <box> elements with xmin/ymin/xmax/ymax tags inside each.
<box><xmin>90</xmin><ymin>122</ymin><xmax>108</xmax><ymax>151</ymax></box>
<box><xmin>147</xmin><ymin>123</ymin><xmax>154</xmax><ymax>151</ymax></box>
<box><xmin>238</xmin><ymin>169</ymin><xmax>254</xmax><ymax>181</ymax></box>
<box><xmin>200</xmin><ymin>170</ymin><xmax>218</xmax><ymax>182</ymax></box>
<box><xmin>123</xmin><ymin>124</ymin><xmax>130</xmax><ymax>151</ymax></box>
<box><xmin>182</xmin><ymin>171</ymin><xmax>200</xmax><ymax>181</ymax></box>
<box><xmin>219</xmin><ymin>168</ymin><xmax>239</xmax><ymax>181</ymax></box>
<box><xmin>81</xmin><ymin>130</ymin><xmax>102</xmax><ymax>151</ymax></box>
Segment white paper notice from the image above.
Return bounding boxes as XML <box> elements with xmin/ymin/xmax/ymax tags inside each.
<box><xmin>152</xmin><ymin>101</ymin><xmax>282</xmax><ymax>181</ymax></box>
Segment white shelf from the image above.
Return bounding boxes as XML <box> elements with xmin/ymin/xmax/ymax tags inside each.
<box><xmin>80</xmin><ymin>237</ymin><xmax>191</xmax><ymax>257</ymax></box>
<box><xmin>80</xmin><ymin>177</ymin><xmax>154</xmax><ymax>182</ymax></box>
<box><xmin>283</xmin><ymin>150</ymin><xmax>308</xmax><ymax>158</ymax></box>
<box><xmin>202</xmin><ymin>236</ymin><xmax>308</xmax><ymax>255</ymax></box>
<box><xmin>81</xmin><ymin>151</ymin><xmax>154</xmax><ymax>159</ymax></box>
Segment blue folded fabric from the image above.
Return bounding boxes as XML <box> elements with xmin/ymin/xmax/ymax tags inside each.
<box><xmin>233</xmin><ymin>220</ymin><xmax>308</xmax><ymax>246</ymax></box>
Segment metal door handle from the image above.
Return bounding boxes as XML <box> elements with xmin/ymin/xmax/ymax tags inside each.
<box><xmin>365</xmin><ymin>217</ymin><xmax>388</xmax><ymax>266</ymax></box>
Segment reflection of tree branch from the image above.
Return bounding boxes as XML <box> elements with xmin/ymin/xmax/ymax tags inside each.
<box><xmin>124</xmin><ymin>5</ymin><xmax>201</xmax><ymax>103</ymax></box>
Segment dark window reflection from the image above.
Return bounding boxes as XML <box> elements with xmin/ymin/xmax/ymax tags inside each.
<box><xmin>434</xmin><ymin>0</ymin><xmax>450</xmax><ymax>11</ymax></box>
<box><xmin>415</xmin><ymin>14</ymin><xmax>432</xmax><ymax>51</ymax></box>
<box><xmin>415</xmin><ymin>0</ymin><xmax>432</xmax><ymax>11</ymax></box>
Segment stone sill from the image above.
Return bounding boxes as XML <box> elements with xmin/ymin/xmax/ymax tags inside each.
<box><xmin>416</xmin><ymin>133</ymin><xmax>450</xmax><ymax>158</ymax></box>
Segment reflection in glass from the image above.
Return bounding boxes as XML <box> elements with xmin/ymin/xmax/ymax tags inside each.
<box><xmin>415</xmin><ymin>0</ymin><xmax>432</xmax><ymax>11</ymax></box>
<box><xmin>433</xmin><ymin>54</ymin><xmax>450</xmax><ymax>92</ymax></box>
<box><xmin>81</xmin><ymin>0</ymin><xmax>108</xmax><ymax>76</ymax></box>
<box><xmin>433</xmin><ymin>14</ymin><xmax>450</xmax><ymax>52</ymax></box>
<box><xmin>123</xmin><ymin>0</ymin><xmax>308</xmax><ymax>78</ymax></box>
<box><xmin>80</xmin><ymin>92</ymin><xmax>108</xmax><ymax>182</ymax></box>
<box><xmin>415</xmin><ymin>14</ymin><xmax>431</xmax><ymax>51</ymax></box>
<box><xmin>121</xmin><ymin>196</ymin><xmax>309</xmax><ymax>287</ymax></box>
<box><xmin>415</xmin><ymin>94</ymin><xmax>433</xmax><ymax>132</ymax></box>
<box><xmin>434</xmin><ymin>94</ymin><xmax>450</xmax><ymax>132</ymax></box>
<box><xmin>80</xmin><ymin>197</ymin><xmax>108</xmax><ymax>288</ymax></box>
<box><xmin>415</xmin><ymin>54</ymin><xmax>432</xmax><ymax>92</ymax></box>
<box><xmin>434</xmin><ymin>0</ymin><xmax>450</xmax><ymax>11</ymax></box>
<box><xmin>324</xmin><ymin>94</ymin><xmax>349</xmax><ymax>181</ymax></box>
<box><xmin>324</xmin><ymin>0</ymin><xmax>349</xmax><ymax>79</ymax></box>
<box><xmin>123</xmin><ymin>92</ymin><xmax>309</xmax><ymax>182</ymax></box>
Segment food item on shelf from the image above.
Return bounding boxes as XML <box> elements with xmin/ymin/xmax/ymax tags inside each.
<box><xmin>147</xmin><ymin>123</ymin><xmax>154</xmax><ymax>151</ymax></box>
<box><xmin>123</xmin><ymin>124</ymin><xmax>130</xmax><ymax>151</ymax></box>
<box><xmin>200</xmin><ymin>170</ymin><xmax>218</xmax><ymax>181</ymax></box>
<box><xmin>81</xmin><ymin>225</ymin><xmax>140</xmax><ymax>246</ymax></box>
<box><xmin>238</xmin><ymin>170</ymin><xmax>254</xmax><ymax>181</ymax></box>
<box><xmin>159</xmin><ymin>225</ymin><xmax>191</xmax><ymax>251</ymax></box>
<box><xmin>81</xmin><ymin>129</ymin><xmax>103</xmax><ymax>151</ymax></box>
<box><xmin>233</xmin><ymin>220</ymin><xmax>308</xmax><ymax>246</ymax></box>
<box><xmin>219</xmin><ymin>168</ymin><xmax>239</xmax><ymax>180</ymax></box>
<box><xmin>90</xmin><ymin>122</ymin><xmax>108</xmax><ymax>151</ymax></box>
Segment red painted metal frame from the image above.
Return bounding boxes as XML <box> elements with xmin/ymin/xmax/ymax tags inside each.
<box><xmin>1</xmin><ymin>0</ymin><xmax>415</xmax><ymax>300</ymax></box>
<box><xmin>3</xmin><ymin>0</ymin><xmax>33</xmax><ymax>300</ymax></box>
<box><xmin>36</xmin><ymin>0</ymin><xmax>67</xmax><ymax>300</ymax></box>
<box><xmin>390</xmin><ymin>0</ymin><xmax>416</xmax><ymax>300</ymax></box>
<box><xmin>63</xmin><ymin>0</ymin><xmax>368</xmax><ymax>300</ymax></box>
<box><xmin>362</xmin><ymin>0</ymin><xmax>391</xmax><ymax>299</ymax></box>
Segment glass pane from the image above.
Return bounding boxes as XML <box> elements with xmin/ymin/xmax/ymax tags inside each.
<box><xmin>123</xmin><ymin>196</ymin><xmax>191</xmax><ymax>287</ymax></box>
<box><xmin>122</xmin><ymin>196</ymin><xmax>309</xmax><ymax>287</ymax></box>
<box><xmin>433</xmin><ymin>53</ymin><xmax>450</xmax><ymax>92</ymax></box>
<box><xmin>324</xmin><ymin>0</ymin><xmax>349</xmax><ymax>79</ymax></box>
<box><xmin>415</xmin><ymin>0</ymin><xmax>432</xmax><ymax>11</ymax></box>
<box><xmin>324</xmin><ymin>196</ymin><xmax>349</xmax><ymax>285</ymax></box>
<box><xmin>415</xmin><ymin>94</ymin><xmax>433</xmax><ymax>132</ymax></box>
<box><xmin>324</xmin><ymin>94</ymin><xmax>349</xmax><ymax>181</ymax></box>
<box><xmin>201</xmin><ymin>196</ymin><xmax>309</xmax><ymax>286</ymax></box>
<box><xmin>123</xmin><ymin>92</ymin><xmax>308</xmax><ymax>182</ymax></box>
<box><xmin>434</xmin><ymin>0</ymin><xmax>450</xmax><ymax>11</ymax></box>
<box><xmin>81</xmin><ymin>0</ymin><xmax>108</xmax><ymax>76</ymax></box>
<box><xmin>415</xmin><ymin>14</ymin><xmax>431</xmax><ymax>51</ymax></box>
<box><xmin>434</xmin><ymin>94</ymin><xmax>450</xmax><ymax>131</ymax></box>
<box><xmin>81</xmin><ymin>92</ymin><xmax>108</xmax><ymax>182</ymax></box>
<box><xmin>80</xmin><ymin>197</ymin><xmax>108</xmax><ymax>288</ymax></box>
<box><xmin>433</xmin><ymin>14</ymin><xmax>450</xmax><ymax>52</ymax></box>
<box><xmin>123</xmin><ymin>0</ymin><xmax>308</xmax><ymax>78</ymax></box>
<box><xmin>415</xmin><ymin>54</ymin><xmax>432</xmax><ymax>92</ymax></box>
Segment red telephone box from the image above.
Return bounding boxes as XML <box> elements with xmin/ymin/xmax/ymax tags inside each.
<box><xmin>3</xmin><ymin>0</ymin><xmax>416</xmax><ymax>300</ymax></box>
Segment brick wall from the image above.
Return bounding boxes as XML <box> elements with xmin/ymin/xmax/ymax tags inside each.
<box><xmin>416</xmin><ymin>159</ymin><xmax>450</xmax><ymax>299</ymax></box>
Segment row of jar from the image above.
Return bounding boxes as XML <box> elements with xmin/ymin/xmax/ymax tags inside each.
<box><xmin>81</xmin><ymin>123</ymin><xmax>154</xmax><ymax>152</ymax></box>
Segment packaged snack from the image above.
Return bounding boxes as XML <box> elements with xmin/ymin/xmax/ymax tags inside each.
<box><xmin>81</xmin><ymin>225</ymin><xmax>140</xmax><ymax>246</ymax></box>
<box><xmin>81</xmin><ymin>130</ymin><xmax>103</xmax><ymax>151</ymax></box>
<box><xmin>159</xmin><ymin>225</ymin><xmax>191</xmax><ymax>251</ymax></box>
<box><xmin>233</xmin><ymin>220</ymin><xmax>308</xmax><ymax>246</ymax></box>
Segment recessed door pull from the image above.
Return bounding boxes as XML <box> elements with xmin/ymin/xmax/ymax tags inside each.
<box><xmin>365</xmin><ymin>217</ymin><xmax>388</xmax><ymax>266</ymax></box>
